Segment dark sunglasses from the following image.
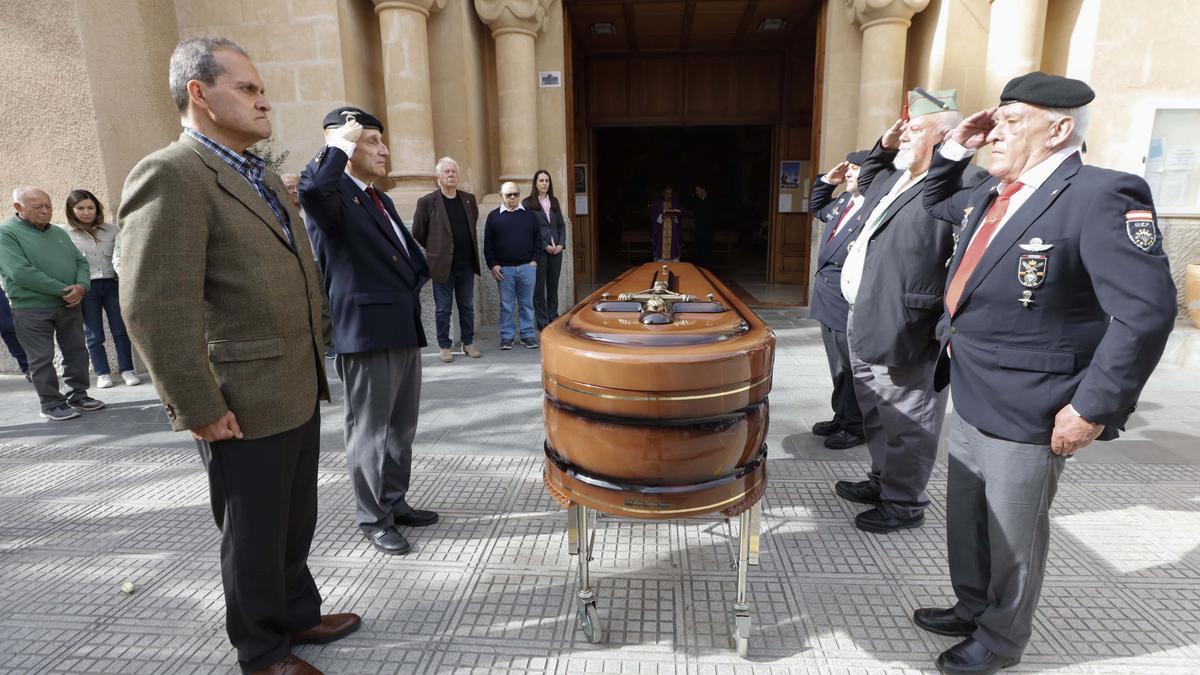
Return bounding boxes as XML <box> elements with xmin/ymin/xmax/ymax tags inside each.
<box><xmin>503</xmin><ymin>192</ymin><xmax>520</xmax><ymax>198</ymax></box>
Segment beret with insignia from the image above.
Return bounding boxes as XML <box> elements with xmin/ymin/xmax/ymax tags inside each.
<box><xmin>1000</xmin><ymin>72</ymin><xmax>1095</xmax><ymax>108</ymax></box>
<box><xmin>322</xmin><ymin>106</ymin><xmax>384</xmax><ymax>132</ymax></box>
<box><xmin>846</xmin><ymin>149</ymin><xmax>870</xmax><ymax>166</ymax></box>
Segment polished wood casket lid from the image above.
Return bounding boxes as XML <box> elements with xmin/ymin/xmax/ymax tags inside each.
<box><xmin>541</xmin><ymin>263</ymin><xmax>775</xmax><ymax>419</ymax></box>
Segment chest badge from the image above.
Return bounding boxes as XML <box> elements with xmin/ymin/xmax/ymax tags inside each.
<box><xmin>1125</xmin><ymin>210</ymin><xmax>1158</xmax><ymax>252</ymax></box>
<box><xmin>1018</xmin><ymin>254</ymin><xmax>1047</xmax><ymax>288</ymax></box>
<box><xmin>960</xmin><ymin>206</ymin><xmax>974</xmax><ymax>227</ymax></box>
<box><xmin>1019</xmin><ymin>290</ymin><xmax>1036</xmax><ymax>308</ymax></box>
<box><xmin>352</xmin><ymin>196</ymin><xmax>360</xmax><ymax>205</ymax></box>
<box><xmin>1018</xmin><ymin>237</ymin><xmax>1053</xmax><ymax>252</ymax></box>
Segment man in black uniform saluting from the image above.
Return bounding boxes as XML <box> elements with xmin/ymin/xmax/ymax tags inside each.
<box><xmin>916</xmin><ymin>72</ymin><xmax>1176</xmax><ymax>674</ymax></box>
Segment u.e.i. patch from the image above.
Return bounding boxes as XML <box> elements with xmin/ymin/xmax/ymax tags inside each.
<box><xmin>1125</xmin><ymin>210</ymin><xmax>1159</xmax><ymax>252</ymax></box>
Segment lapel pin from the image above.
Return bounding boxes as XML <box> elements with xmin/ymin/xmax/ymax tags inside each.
<box><xmin>1018</xmin><ymin>237</ymin><xmax>1053</xmax><ymax>252</ymax></box>
<box><xmin>352</xmin><ymin>196</ymin><xmax>360</xmax><ymax>204</ymax></box>
<box><xmin>1019</xmin><ymin>290</ymin><xmax>1035</xmax><ymax>308</ymax></box>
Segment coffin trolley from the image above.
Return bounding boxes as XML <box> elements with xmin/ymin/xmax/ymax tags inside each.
<box><xmin>540</xmin><ymin>262</ymin><xmax>775</xmax><ymax>656</ymax></box>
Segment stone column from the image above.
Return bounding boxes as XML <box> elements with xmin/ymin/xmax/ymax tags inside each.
<box><xmin>847</xmin><ymin>0</ymin><xmax>931</xmax><ymax>148</ymax></box>
<box><xmin>474</xmin><ymin>0</ymin><xmax>552</xmax><ymax>195</ymax></box>
<box><xmin>373</xmin><ymin>0</ymin><xmax>446</xmax><ymax>219</ymax></box>
<box><xmin>984</xmin><ymin>0</ymin><xmax>1049</xmax><ymax>102</ymax></box>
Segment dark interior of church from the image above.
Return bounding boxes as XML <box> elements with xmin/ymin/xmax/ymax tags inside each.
<box><xmin>592</xmin><ymin>125</ymin><xmax>773</xmax><ymax>283</ymax></box>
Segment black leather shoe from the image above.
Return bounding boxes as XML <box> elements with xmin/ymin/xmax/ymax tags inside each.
<box><xmin>394</xmin><ymin>509</ymin><xmax>439</xmax><ymax>527</ymax></box>
<box><xmin>854</xmin><ymin>505</ymin><xmax>925</xmax><ymax>533</ymax></box>
<box><xmin>936</xmin><ymin>638</ymin><xmax>1021</xmax><ymax>674</ymax></box>
<box><xmin>811</xmin><ymin>419</ymin><xmax>839</xmax><ymax>436</ymax></box>
<box><xmin>834</xmin><ymin>479</ymin><xmax>881</xmax><ymax>506</ymax></box>
<box><xmin>914</xmin><ymin>607</ymin><xmax>976</xmax><ymax>637</ymax></box>
<box><xmin>824</xmin><ymin>429</ymin><xmax>866</xmax><ymax>449</ymax></box>
<box><xmin>365</xmin><ymin>526</ymin><xmax>410</xmax><ymax>554</ymax></box>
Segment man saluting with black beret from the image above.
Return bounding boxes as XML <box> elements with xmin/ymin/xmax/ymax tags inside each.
<box><xmin>918</xmin><ymin>72</ymin><xmax>1176</xmax><ymax>674</ymax></box>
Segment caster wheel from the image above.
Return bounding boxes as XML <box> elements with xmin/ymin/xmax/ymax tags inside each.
<box><xmin>578</xmin><ymin>601</ymin><xmax>604</xmax><ymax>643</ymax></box>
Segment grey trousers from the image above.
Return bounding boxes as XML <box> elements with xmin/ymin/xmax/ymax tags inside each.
<box><xmin>12</xmin><ymin>306</ymin><xmax>91</xmax><ymax>411</ymax></box>
<box><xmin>336</xmin><ymin>346</ymin><xmax>422</xmax><ymax>531</ymax></box>
<box><xmin>946</xmin><ymin>411</ymin><xmax>1065</xmax><ymax>658</ymax></box>
<box><xmin>847</xmin><ymin>309</ymin><xmax>947</xmax><ymax>519</ymax></box>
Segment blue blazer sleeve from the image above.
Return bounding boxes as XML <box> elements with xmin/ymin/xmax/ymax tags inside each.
<box><xmin>809</xmin><ymin>176</ymin><xmax>839</xmax><ymax>221</ymax></box>
<box><xmin>923</xmin><ymin>144</ymin><xmax>981</xmax><ymax>226</ymax></box>
<box><xmin>856</xmin><ymin>138</ymin><xmax>896</xmax><ymax>196</ymax></box>
<box><xmin>1071</xmin><ymin>174</ymin><xmax>1176</xmax><ymax>428</ymax></box>
<box><xmin>298</xmin><ymin>147</ymin><xmax>349</xmax><ymax>230</ymax></box>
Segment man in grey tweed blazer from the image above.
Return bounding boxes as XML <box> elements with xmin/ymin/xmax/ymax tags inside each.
<box><xmin>118</xmin><ymin>37</ymin><xmax>358</xmax><ymax>675</ymax></box>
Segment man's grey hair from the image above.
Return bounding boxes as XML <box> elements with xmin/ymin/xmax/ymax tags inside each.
<box><xmin>930</xmin><ymin>109</ymin><xmax>963</xmax><ymax>135</ymax></box>
<box><xmin>500</xmin><ymin>181</ymin><xmax>518</xmax><ymax>194</ymax></box>
<box><xmin>1045</xmin><ymin>105</ymin><xmax>1089</xmax><ymax>149</ymax></box>
<box><xmin>169</xmin><ymin>37</ymin><xmax>248</xmax><ymax>113</ymax></box>
<box><xmin>11</xmin><ymin>186</ymin><xmax>44</xmax><ymax>205</ymax></box>
<box><xmin>435</xmin><ymin>157</ymin><xmax>459</xmax><ymax>173</ymax></box>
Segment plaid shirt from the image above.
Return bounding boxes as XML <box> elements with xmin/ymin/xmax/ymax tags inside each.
<box><xmin>183</xmin><ymin>128</ymin><xmax>294</xmax><ymax>247</ymax></box>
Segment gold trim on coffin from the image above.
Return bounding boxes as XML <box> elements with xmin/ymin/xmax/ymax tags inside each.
<box><xmin>545</xmin><ymin>373</ymin><xmax>772</xmax><ymax>402</ymax></box>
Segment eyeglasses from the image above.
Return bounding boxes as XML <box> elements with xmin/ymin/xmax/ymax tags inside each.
<box><xmin>503</xmin><ymin>192</ymin><xmax>520</xmax><ymax>198</ymax></box>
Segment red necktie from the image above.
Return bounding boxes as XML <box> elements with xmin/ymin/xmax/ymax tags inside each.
<box><xmin>827</xmin><ymin>200</ymin><xmax>858</xmax><ymax>242</ymax></box>
<box><xmin>365</xmin><ymin>186</ymin><xmax>388</xmax><ymax>219</ymax></box>
<box><xmin>945</xmin><ymin>181</ymin><xmax>1024</xmax><ymax>316</ymax></box>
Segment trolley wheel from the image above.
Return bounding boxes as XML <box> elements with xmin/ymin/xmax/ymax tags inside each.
<box><xmin>731</xmin><ymin>615</ymin><xmax>751</xmax><ymax>658</ymax></box>
<box><xmin>578</xmin><ymin>601</ymin><xmax>604</xmax><ymax>643</ymax></box>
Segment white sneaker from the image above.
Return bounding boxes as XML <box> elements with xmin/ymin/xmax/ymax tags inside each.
<box><xmin>96</xmin><ymin>374</ymin><xmax>114</xmax><ymax>389</ymax></box>
<box><xmin>121</xmin><ymin>370</ymin><xmax>142</xmax><ymax>386</ymax></box>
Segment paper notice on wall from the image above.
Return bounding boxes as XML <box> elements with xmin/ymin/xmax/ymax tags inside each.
<box><xmin>1146</xmin><ymin>172</ymin><xmax>1164</xmax><ymax>200</ymax></box>
<box><xmin>1160</xmin><ymin>171</ymin><xmax>1189</xmax><ymax>206</ymax></box>
<box><xmin>575</xmin><ymin>195</ymin><xmax>589</xmax><ymax>215</ymax></box>
<box><xmin>801</xmin><ymin>198</ymin><xmax>809</xmax><ymax>213</ymax></box>
<box><xmin>1165</xmin><ymin>145</ymin><xmax>1200</xmax><ymax>172</ymax></box>
<box><xmin>1146</xmin><ymin>138</ymin><xmax>1165</xmax><ymax>174</ymax></box>
<box><xmin>778</xmin><ymin>194</ymin><xmax>793</xmax><ymax>213</ymax></box>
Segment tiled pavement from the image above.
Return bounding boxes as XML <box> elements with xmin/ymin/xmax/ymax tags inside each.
<box><xmin>1</xmin><ymin>310</ymin><xmax>1199</xmax><ymax>674</ymax></box>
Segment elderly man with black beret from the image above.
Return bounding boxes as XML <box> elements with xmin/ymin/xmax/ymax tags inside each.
<box><xmin>300</xmin><ymin>106</ymin><xmax>438</xmax><ymax>556</ymax></box>
<box><xmin>807</xmin><ymin>149</ymin><xmax>871</xmax><ymax>450</ymax></box>
<box><xmin>916</xmin><ymin>72</ymin><xmax>1176</xmax><ymax>674</ymax></box>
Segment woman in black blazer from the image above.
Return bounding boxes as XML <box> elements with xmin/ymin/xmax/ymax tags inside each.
<box><xmin>523</xmin><ymin>170</ymin><xmax>567</xmax><ymax>330</ymax></box>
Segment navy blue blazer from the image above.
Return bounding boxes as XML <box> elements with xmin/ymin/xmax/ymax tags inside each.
<box><xmin>299</xmin><ymin>147</ymin><xmax>430</xmax><ymax>353</ymax></box>
<box><xmin>808</xmin><ymin>176</ymin><xmax>866</xmax><ymax>332</ymax></box>
<box><xmin>924</xmin><ymin>148</ymin><xmax>1176</xmax><ymax>444</ymax></box>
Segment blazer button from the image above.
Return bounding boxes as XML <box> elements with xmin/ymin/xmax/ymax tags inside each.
<box><xmin>392</xmin><ymin>255</ymin><xmax>399</xmax><ymax>263</ymax></box>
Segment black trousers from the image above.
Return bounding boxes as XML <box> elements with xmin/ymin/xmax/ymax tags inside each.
<box><xmin>534</xmin><ymin>250</ymin><xmax>564</xmax><ymax>330</ymax></box>
<box><xmin>198</xmin><ymin>409</ymin><xmax>323</xmax><ymax>673</ymax></box>
<box><xmin>819</xmin><ymin>321</ymin><xmax>863</xmax><ymax>435</ymax></box>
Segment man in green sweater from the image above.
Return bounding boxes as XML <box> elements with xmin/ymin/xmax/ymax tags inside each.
<box><xmin>0</xmin><ymin>187</ymin><xmax>105</xmax><ymax>420</ymax></box>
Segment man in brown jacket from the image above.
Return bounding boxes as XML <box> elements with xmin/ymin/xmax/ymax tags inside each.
<box><xmin>412</xmin><ymin>156</ymin><xmax>481</xmax><ymax>362</ymax></box>
<box><xmin>118</xmin><ymin>37</ymin><xmax>358</xmax><ymax>675</ymax></box>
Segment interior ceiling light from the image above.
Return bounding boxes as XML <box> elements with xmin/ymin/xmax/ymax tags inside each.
<box><xmin>757</xmin><ymin>18</ymin><xmax>786</xmax><ymax>32</ymax></box>
<box><xmin>590</xmin><ymin>22</ymin><xmax>616</xmax><ymax>35</ymax></box>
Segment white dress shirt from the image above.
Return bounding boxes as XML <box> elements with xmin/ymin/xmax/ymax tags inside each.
<box><xmin>940</xmin><ymin>140</ymin><xmax>1080</xmax><ymax>247</ymax></box>
<box><xmin>840</xmin><ymin>169</ymin><xmax>927</xmax><ymax>304</ymax></box>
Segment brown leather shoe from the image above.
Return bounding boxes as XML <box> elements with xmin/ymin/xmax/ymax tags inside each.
<box><xmin>290</xmin><ymin>613</ymin><xmax>362</xmax><ymax>645</ymax></box>
<box><xmin>250</xmin><ymin>654</ymin><xmax>322</xmax><ymax>674</ymax></box>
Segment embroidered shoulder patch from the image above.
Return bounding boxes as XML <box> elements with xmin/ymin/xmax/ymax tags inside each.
<box><xmin>1125</xmin><ymin>210</ymin><xmax>1158</xmax><ymax>252</ymax></box>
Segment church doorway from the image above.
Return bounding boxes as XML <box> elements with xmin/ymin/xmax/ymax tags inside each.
<box><xmin>592</xmin><ymin>125</ymin><xmax>773</xmax><ymax>294</ymax></box>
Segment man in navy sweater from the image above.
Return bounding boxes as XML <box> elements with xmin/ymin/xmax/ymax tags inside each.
<box><xmin>483</xmin><ymin>182</ymin><xmax>540</xmax><ymax>349</ymax></box>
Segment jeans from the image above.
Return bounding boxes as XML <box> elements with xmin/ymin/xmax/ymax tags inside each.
<box><xmin>432</xmin><ymin>266</ymin><xmax>476</xmax><ymax>349</ymax></box>
<box><xmin>496</xmin><ymin>263</ymin><xmax>536</xmax><ymax>341</ymax></box>
<box><xmin>534</xmin><ymin>251</ymin><xmax>563</xmax><ymax>330</ymax></box>
<box><xmin>81</xmin><ymin>277</ymin><xmax>134</xmax><ymax>374</ymax></box>
<box><xmin>0</xmin><ymin>287</ymin><xmax>28</xmax><ymax>372</ymax></box>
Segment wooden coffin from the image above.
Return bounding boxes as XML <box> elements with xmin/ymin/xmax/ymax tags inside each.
<box><xmin>541</xmin><ymin>262</ymin><xmax>775</xmax><ymax>519</ymax></box>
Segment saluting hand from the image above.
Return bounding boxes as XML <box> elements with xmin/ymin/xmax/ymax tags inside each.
<box><xmin>826</xmin><ymin>161</ymin><xmax>850</xmax><ymax>184</ymax></box>
<box><xmin>950</xmin><ymin>107</ymin><xmax>998</xmax><ymax>150</ymax></box>
<box><xmin>1050</xmin><ymin>404</ymin><xmax>1104</xmax><ymax>456</ymax></box>
<box><xmin>881</xmin><ymin>118</ymin><xmax>905</xmax><ymax>151</ymax></box>
<box><xmin>191</xmin><ymin>410</ymin><xmax>244</xmax><ymax>443</ymax></box>
<box><xmin>332</xmin><ymin>118</ymin><xmax>364</xmax><ymax>144</ymax></box>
